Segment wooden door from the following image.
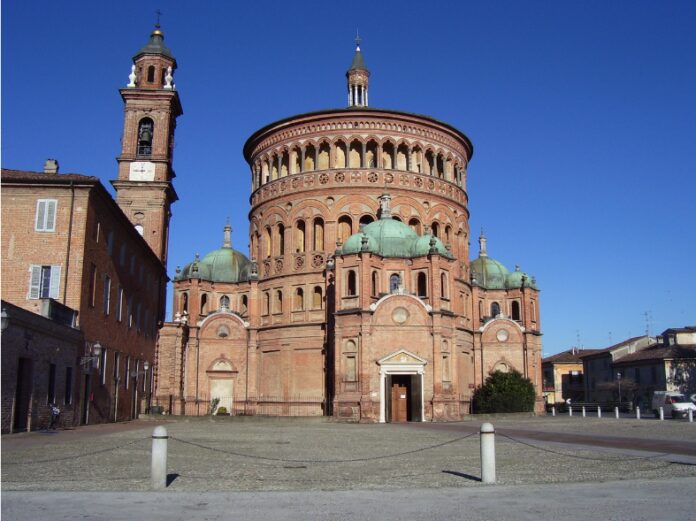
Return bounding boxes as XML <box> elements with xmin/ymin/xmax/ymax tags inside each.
<box><xmin>391</xmin><ymin>384</ymin><xmax>408</xmax><ymax>423</ymax></box>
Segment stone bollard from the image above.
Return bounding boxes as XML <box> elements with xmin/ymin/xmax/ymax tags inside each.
<box><xmin>480</xmin><ymin>423</ymin><xmax>496</xmax><ymax>484</ymax></box>
<box><xmin>689</xmin><ymin>409</ymin><xmax>693</xmax><ymax>423</ymax></box>
<box><xmin>597</xmin><ymin>407</ymin><xmax>602</xmax><ymax>418</ymax></box>
<box><xmin>659</xmin><ymin>407</ymin><xmax>664</xmax><ymax>421</ymax></box>
<box><xmin>582</xmin><ymin>406</ymin><xmax>586</xmax><ymax>418</ymax></box>
<box><xmin>151</xmin><ymin>426</ymin><xmax>168</xmax><ymax>490</ymax></box>
<box><xmin>615</xmin><ymin>406</ymin><xmax>620</xmax><ymax>419</ymax></box>
<box><xmin>551</xmin><ymin>406</ymin><xmax>556</xmax><ymax>417</ymax></box>
<box><xmin>636</xmin><ymin>407</ymin><xmax>641</xmax><ymax>420</ymax></box>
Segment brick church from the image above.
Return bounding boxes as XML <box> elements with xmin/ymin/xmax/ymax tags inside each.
<box><xmin>152</xmin><ymin>31</ymin><xmax>544</xmax><ymax>421</ymax></box>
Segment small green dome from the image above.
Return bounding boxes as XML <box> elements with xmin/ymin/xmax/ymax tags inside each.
<box><xmin>342</xmin><ymin>219</ymin><xmax>417</xmax><ymax>257</ymax></box>
<box><xmin>412</xmin><ymin>233</ymin><xmax>451</xmax><ymax>257</ymax></box>
<box><xmin>175</xmin><ymin>224</ymin><xmax>252</xmax><ymax>283</ymax></box>
<box><xmin>470</xmin><ymin>256</ymin><xmax>510</xmax><ymax>289</ymax></box>
<box><xmin>505</xmin><ymin>265</ymin><xmax>537</xmax><ymax>289</ymax></box>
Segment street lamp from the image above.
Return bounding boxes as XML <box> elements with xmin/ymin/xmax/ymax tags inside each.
<box><xmin>80</xmin><ymin>341</ymin><xmax>102</xmax><ymax>368</ymax></box>
<box><xmin>616</xmin><ymin>371</ymin><xmax>622</xmax><ymax>406</ymax></box>
<box><xmin>1</xmin><ymin>308</ymin><xmax>9</xmax><ymax>332</ymax></box>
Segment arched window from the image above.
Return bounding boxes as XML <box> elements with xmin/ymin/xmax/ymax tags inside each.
<box><xmin>280</xmin><ymin>151</ymin><xmax>289</xmax><ymax>177</ymax></box>
<box><xmin>200</xmin><ymin>294</ymin><xmax>208</xmax><ymax>315</ymax></box>
<box><xmin>359</xmin><ymin>215</ymin><xmax>374</xmax><ymax>227</ymax></box>
<box><xmin>431</xmin><ymin>222</ymin><xmax>440</xmax><ymax>238</ymax></box>
<box><xmin>441</xmin><ymin>273</ymin><xmax>448</xmax><ymax>298</ymax></box>
<box><xmin>263</xmin><ymin>292</ymin><xmax>270</xmax><ymax>315</ymax></box>
<box><xmin>396</xmin><ymin>144</ymin><xmax>408</xmax><ymax>170</ymax></box>
<box><xmin>531</xmin><ymin>299</ymin><xmax>537</xmax><ymax>322</ymax></box>
<box><xmin>478</xmin><ymin>300</ymin><xmax>483</xmax><ymax>320</ymax></box>
<box><xmin>264</xmin><ymin>227</ymin><xmax>272</xmax><ymax>258</ymax></box>
<box><xmin>444</xmin><ymin>225</ymin><xmax>452</xmax><ymax>245</ymax></box>
<box><xmin>181</xmin><ymin>292</ymin><xmax>188</xmax><ymax>313</ymax></box>
<box><xmin>390</xmin><ymin>273</ymin><xmax>401</xmax><ymax>292</ymax></box>
<box><xmin>304</xmin><ymin>144</ymin><xmax>316</xmax><ymax>171</ymax></box>
<box><xmin>137</xmin><ymin>118</ymin><xmax>154</xmax><ymax>157</ymax></box>
<box><xmin>491</xmin><ymin>302</ymin><xmax>501</xmax><ymax>318</ymax></box>
<box><xmin>313</xmin><ymin>286</ymin><xmax>323</xmax><ymax>309</ymax></box>
<box><xmin>292</xmin><ymin>147</ymin><xmax>301</xmax><ymax>174</ymax></box>
<box><xmin>417</xmin><ymin>272</ymin><xmax>427</xmax><ymax>297</ymax></box>
<box><xmin>334</xmin><ymin>141</ymin><xmax>347</xmax><ymax>168</ymax></box>
<box><xmin>294</xmin><ymin>288</ymin><xmax>304</xmax><ymax>311</ymax></box>
<box><xmin>240</xmin><ymin>295</ymin><xmax>248</xmax><ymax>315</ymax></box>
<box><xmin>274</xmin><ymin>290</ymin><xmax>283</xmax><ymax>314</ymax></box>
<box><xmin>147</xmin><ymin>65</ymin><xmax>155</xmax><ymax>83</ymax></box>
<box><xmin>220</xmin><ymin>295</ymin><xmax>230</xmax><ymax>310</ymax></box>
<box><xmin>277</xmin><ymin>223</ymin><xmax>285</xmax><ymax>256</ymax></box>
<box><xmin>295</xmin><ymin>220</ymin><xmax>306</xmax><ymax>253</ymax></box>
<box><xmin>338</xmin><ymin>215</ymin><xmax>352</xmax><ymax>244</ymax></box>
<box><xmin>349</xmin><ymin>140</ymin><xmax>362</xmax><ymax>168</ymax></box>
<box><xmin>313</xmin><ymin>218</ymin><xmax>324</xmax><ymax>250</ymax></box>
<box><xmin>318</xmin><ymin>142</ymin><xmax>330</xmax><ymax>169</ymax></box>
<box><xmin>371</xmin><ymin>271</ymin><xmax>379</xmax><ymax>296</ymax></box>
<box><xmin>347</xmin><ymin>270</ymin><xmax>357</xmax><ymax>296</ymax></box>
<box><xmin>366</xmin><ymin>140</ymin><xmax>378</xmax><ymax>168</ymax></box>
<box><xmin>382</xmin><ymin>141</ymin><xmax>395</xmax><ymax>169</ymax></box>
<box><xmin>511</xmin><ymin>301</ymin><xmax>521</xmax><ymax>321</ymax></box>
<box><xmin>408</xmin><ymin>218</ymin><xmax>421</xmax><ymax>235</ymax></box>
<box><xmin>134</xmin><ymin>224</ymin><xmax>144</xmax><ymax>236</ymax></box>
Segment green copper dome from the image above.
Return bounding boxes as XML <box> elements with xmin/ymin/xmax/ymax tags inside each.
<box><xmin>470</xmin><ymin>257</ymin><xmax>510</xmax><ymax>289</ymax></box>
<box><xmin>341</xmin><ymin>194</ymin><xmax>455</xmax><ymax>259</ymax></box>
<box><xmin>505</xmin><ymin>265</ymin><xmax>537</xmax><ymax>289</ymax></box>
<box><xmin>175</xmin><ymin>225</ymin><xmax>252</xmax><ymax>283</ymax></box>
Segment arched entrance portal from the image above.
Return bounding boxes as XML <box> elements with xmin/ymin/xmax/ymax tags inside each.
<box><xmin>378</xmin><ymin>350</ymin><xmax>427</xmax><ymax>423</ymax></box>
<box><xmin>207</xmin><ymin>359</ymin><xmax>235</xmax><ymax>413</ymax></box>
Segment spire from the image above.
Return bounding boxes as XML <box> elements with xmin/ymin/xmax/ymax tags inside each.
<box><xmin>133</xmin><ymin>23</ymin><xmax>175</xmax><ymax>62</ymax></box>
<box><xmin>223</xmin><ymin>221</ymin><xmax>232</xmax><ymax>248</ymax></box>
<box><xmin>479</xmin><ymin>229</ymin><xmax>487</xmax><ymax>257</ymax></box>
<box><xmin>346</xmin><ymin>34</ymin><xmax>370</xmax><ymax>108</ymax></box>
<box><xmin>378</xmin><ymin>193</ymin><xmax>392</xmax><ymax>219</ymax></box>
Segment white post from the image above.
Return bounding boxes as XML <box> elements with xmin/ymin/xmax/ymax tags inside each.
<box><xmin>636</xmin><ymin>407</ymin><xmax>641</xmax><ymax>420</ymax></box>
<box><xmin>568</xmin><ymin>406</ymin><xmax>573</xmax><ymax>417</ymax></box>
<box><xmin>480</xmin><ymin>423</ymin><xmax>496</xmax><ymax>484</ymax></box>
<box><xmin>659</xmin><ymin>407</ymin><xmax>664</xmax><ymax>421</ymax></box>
<box><xmin>597</xmin><ymin>406</ymin><xmax>602</xmax><ymax>418</ymax></box>
<box><xmin>551</xmin><ymin>406</ymin><xmax>555</xmax><ymax>417</ymax></box>
<box><xmin>689</xmin><ymin>409</ymin><xmax>693</xmax><ymax>423</ymax></box>
<box><xmin>615</xmin><ymin>406</ymin><xmax>620</xmax><ymax>419</ymax></box>
<box><xmin>151</xmin><ymin>426</ymin><xmax>168</xmax><ymax>490</ymax></box>
<box><xmin>582</xmin><ymin>406</ymin><xmax>586</xmax><ymax>418</ymax></box>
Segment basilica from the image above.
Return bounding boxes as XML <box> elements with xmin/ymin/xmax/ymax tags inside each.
<box><xmin>146</xmin><ymin>30</ymin><xmax>544</xmax><ymax>421</ymax></box>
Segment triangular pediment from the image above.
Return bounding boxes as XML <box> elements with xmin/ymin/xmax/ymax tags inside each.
<box><xmin>378</xmin><ymin>349</ymin><xmax>427</xmax><ymax>366</ymax></box>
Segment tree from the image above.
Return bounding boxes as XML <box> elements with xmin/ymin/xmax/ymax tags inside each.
<box><xmin>473</xmin><ymin>370</ymin><xmax>536</xmax><ymax>413</ymax></box>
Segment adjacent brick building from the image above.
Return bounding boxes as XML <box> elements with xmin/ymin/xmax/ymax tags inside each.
<box><xmin>156</xmin><ymin>40</ymin><xmax>545</xmax><ymax>421</ymax></box>
<box><xmin>1</xmin><ymin>25</ymin><xmax>180</xmax><ymax>428</ymax></box>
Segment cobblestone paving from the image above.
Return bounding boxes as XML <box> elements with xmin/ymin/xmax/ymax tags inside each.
<box><xmin>2</xmin><ymin>416</ymin><xmax>695</xmax><ymax>492</ymax></box>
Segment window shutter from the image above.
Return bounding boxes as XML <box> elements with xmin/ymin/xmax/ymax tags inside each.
<box><xmin>35</xmin><ymin>201</ymin><xmax>46</xmax><ymax>230</ymax></box>
<box><xmin>29</xmin><ymin>266</ymin><xmax>41</xmax><ymax>299</ymax></box>
<box><xmin>49</xmin><ymin>266</ymin><xmax>61</xmax><ymax>299</ymax></box>
<box><xmin>45</xmin><ymin>201</ymin><xmax>57</xmax><ymax>231</ymax></box>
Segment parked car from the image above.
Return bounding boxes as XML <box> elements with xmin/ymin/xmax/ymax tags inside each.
<box><xmin>651</xmin><ymin>391</ymin><xmax>696</xmax><ymax>418</ymax></box>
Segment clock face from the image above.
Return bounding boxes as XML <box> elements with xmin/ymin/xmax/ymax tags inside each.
<box><xmin>129</xmin><ymin>161</ymin><xmax>155</xmax><ymax>181</ymax></box>
<box><xmin>496</xmin><ymin>329</ymin><xmax>509</xmax><ymax>342</ymax></box>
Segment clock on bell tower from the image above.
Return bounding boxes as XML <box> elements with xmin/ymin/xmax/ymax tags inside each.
<box><xmin>112</xmin><ymin>23</ymin><xmax>183</xmax><ymax>266</ymax></box>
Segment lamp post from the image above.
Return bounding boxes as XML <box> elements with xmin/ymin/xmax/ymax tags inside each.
<box><xmin>80</xmin><ymin>341</ymin><xmax>102</xmax><ymax>368</ymax></box>
<box><xmin>616</xmin><ymin>371</ymin><xmax>622</xmax><ymax>408</ymax></box>
<box><xmin>130</xmin><ymin>361</ymin><xmax>151</xmax><ymax>416</ymax></box>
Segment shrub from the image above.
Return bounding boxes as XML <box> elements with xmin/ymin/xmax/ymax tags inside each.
<box><xmin>216</xmin><ymin>406</ymin><xmax>228</xmax><ymax>415</ymax></box>
<box><xmin>209</xmin><ymin>397</ymin><xmax>220</xmax><ymax>415</ymax></box>
<box><xmin>473</xmin><ymin>370</ymin><xmax>536</xmax><ymax>413</ymax></box>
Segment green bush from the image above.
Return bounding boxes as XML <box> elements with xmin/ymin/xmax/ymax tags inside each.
<box><xmin>216</xmin><ymin>406</ymin><xmax>228</xmax><ymax>415</ymax></box>
<box><xmin>473</xmin><ymin>370</ymin><xmax>536</xmax><ymax>413</ymax></box>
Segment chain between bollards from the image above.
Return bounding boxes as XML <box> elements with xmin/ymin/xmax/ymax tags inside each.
<box><xmin>151</xmin><ymin>426</ymin><xmax>168</xmax><ymax>490</ymax></box>
<box><xmin>480</xmin><ymin>422</ymin><xmax>496</xmax><ymax>484</ymax></box>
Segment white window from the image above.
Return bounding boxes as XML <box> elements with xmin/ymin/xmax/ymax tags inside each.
<box><xmin>35</xmin><ymin>199</ymin><xmax>57</xmax><ymax>232</ymax></box>
<box><xmin>116</xmin><ymin>286</ymin><xmax>124</xmax><ymax>322</ymax></box>
<box><xmin>28</xmin><ymin>265</ymin><xmax>61</xmax><ymax>299</ymax></box>
<box><xmin>135</xmin><ymin>224</ymin><xmax>144</xmax><ymax>236</ymax></box>
<box><xmin>100</xmin><ymin>347</ymin><xmax>108</xmax><ymax>385</ymax></box>
<box><xmin>103</xmin><ymin>275</ymin><xmax>111</xmax><ymax>315</ymax></box>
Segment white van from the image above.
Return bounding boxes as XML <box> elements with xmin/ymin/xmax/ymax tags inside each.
<box><xmin>651</xmin><ymin>391</ymin><xmax>696</xmax><ymax>418</ymax></box>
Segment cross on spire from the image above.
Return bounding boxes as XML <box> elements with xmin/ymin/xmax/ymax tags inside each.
<box><xmin>355</xmin><ymin>29</ymin><xmax>361</xmax><ymax>50</ymax></box>
<box><xmin>155</xmin><ymin>9</ymin><xmax>162</xmax><ymax>28</ymax></box>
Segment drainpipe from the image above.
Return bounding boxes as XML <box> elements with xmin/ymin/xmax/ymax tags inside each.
<box><xmin>62</xmin><ymin>181</ymin><xmax>75</xmax><ymax>304</ymax></box>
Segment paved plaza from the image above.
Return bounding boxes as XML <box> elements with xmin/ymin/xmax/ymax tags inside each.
<box><xmin>2</xmin><ymin>415</ymin><xmax>696</xmax><ymax>493</ymax></box>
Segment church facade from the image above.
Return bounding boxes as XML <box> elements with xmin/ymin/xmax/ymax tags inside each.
<box><xmin>154</xmin><ymin>35</ymin><xmax>544</xmax><ymax>421</ymax></box>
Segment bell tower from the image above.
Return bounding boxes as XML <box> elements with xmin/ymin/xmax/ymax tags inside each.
<box><xmin>112</xmin><ymin>23</ymin><xmax>183</xmax><ymax>265</ymax></box>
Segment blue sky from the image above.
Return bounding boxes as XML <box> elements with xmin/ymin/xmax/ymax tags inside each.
<box><xmin>3</xmin><ymin>1</ymin><xmax>695</xmax><ymax>355</ymax></box>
